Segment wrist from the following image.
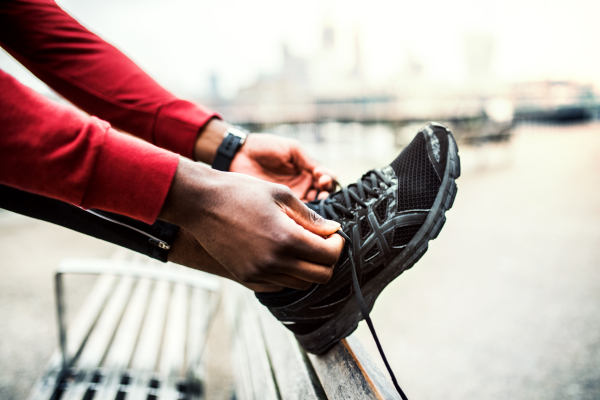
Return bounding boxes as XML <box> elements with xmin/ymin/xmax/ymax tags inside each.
<box><xmin>159</xmin><ymin>157</ymin><xmax>219</xmax><ymax>229</ymax></box>
<box><xmin>194</xmin><ymin>118</ymin><xmax>230</xmax><ymax>164</ymax></box>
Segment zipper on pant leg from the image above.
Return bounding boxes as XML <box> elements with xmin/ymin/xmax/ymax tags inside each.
<box><xmin>84</xmin><ymin>209</ymin><xmax>171</xmax><ymax>250</ymax></box>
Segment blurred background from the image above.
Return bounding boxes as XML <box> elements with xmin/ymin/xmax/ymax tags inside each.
<box><xmin>1</xmin><ymin>0</ymin><xmax>600</xmax><ymax>399</ymax></box>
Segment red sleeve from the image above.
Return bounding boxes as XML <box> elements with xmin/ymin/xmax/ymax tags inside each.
<box><xmin>0</xmin><ymin>0</ymin><xmax>220</xmax><ymax>159</ymax></box>
<box><xmin>0</xmin><ymin>70</ymin><xmax>179</xmax><ymax>224</ymax></box>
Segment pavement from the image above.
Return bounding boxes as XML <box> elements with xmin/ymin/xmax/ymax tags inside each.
<box><xmin>1</xmin><ymin>122</ymin><xmax>599</xmax><ymax>399</ymax></box>
<box><xmin>354</xmin><ymin>122</ymin><xmax>600</xmax><ymax>400</ymax></box>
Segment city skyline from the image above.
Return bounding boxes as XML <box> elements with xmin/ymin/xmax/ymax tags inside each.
<box><xmin>1</xmin><ymin>0</ymin><xmax>599</xmax><ymax>101</ymax></box>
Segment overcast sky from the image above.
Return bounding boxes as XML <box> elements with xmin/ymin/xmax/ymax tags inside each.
<box><xmin>2</xmin><ymin>0</ymin><xmax>599</xmax><ymax>99</ymax></box>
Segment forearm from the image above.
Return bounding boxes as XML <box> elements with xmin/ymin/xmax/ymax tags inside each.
<box><xmin>0</xmin><ymin>70</ymin><xmax>177</xmax><ymax>223</ymax></box>
<box><xmin>0</xmin><ymin>0</ymin><xmax>219</xmax><ymax>159</ymax></box>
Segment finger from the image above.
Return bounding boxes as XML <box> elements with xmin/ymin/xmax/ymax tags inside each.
<box><xmin>305</xmin><ymin>188</ymin><xmax>319</xmax><ymax>202</ymax></box>
<box><xmin>274</xmin><ymin>258</ymin><xmax>335</xmax><ymax>284</ymax></box>
<box><xmin>312</xmin><ymin>166</ymin><xmax>338</xmax><ymax>195</ymax></box>
<box><xmin>317</xmin><ymin>174</ymin><xmax>333</xmax><ymax>191</ymax></box>
<box><xmin>292</xmin><ymin>145</ymin><xmax>319</xmax><ymax>173</ymax></box>
<box><xmin>278</xmin><ymin>190</ymin><xmax>340</xmax><ymax>236</ymax></box>
<box><xmin>229</xmin><ymin>271</ymin><xmax>305</xmax><ymax>291</ymax></box>
<box><xmin>246</xmin><ymin>283</ymin><xmax>284</xmax><ymax>293</ymax></box>
<box><xmin>288</xmin><ymin>229</ymin><xmax>345</xmax><ymax>266</ymax></box>
<box><xmin>313</xmin><ymin>165</ymin><xmax>338</xmax><ymax>181</ymax></box>
<box><xmin>262</xmin><ymin>273</ymin><xmax>314</xmax><ymax>290</ymax></box>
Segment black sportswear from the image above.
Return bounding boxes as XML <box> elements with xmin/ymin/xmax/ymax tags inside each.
<box><xmin>0</xmin><ymin>184</ymin><xmax>179</xmax><ymax>262</ymax></box>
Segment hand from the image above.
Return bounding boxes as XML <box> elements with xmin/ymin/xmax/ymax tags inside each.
<box><xmin>193</xmin><ymin>119</ymin><xmax>336</xmax><ymax>201</ymax></box>
<box><xmin>168</xmin><ymin>228</ymin><xmax>282</xmax><ymax>292</ymax></box>
<box><xmin>230</xmin><ymin>134</ymin><xmax>336</xmax><ymax>201</ymax></box>
<box><xmin>159</xmin><ymin>158</ymin><xmax>344</xmax><ymax>290</ymax></box>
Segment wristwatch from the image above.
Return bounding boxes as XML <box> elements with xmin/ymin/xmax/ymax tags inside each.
<box><xmin>211</xmin><ymin>126</ymin><xmax>248</xmax><ymax>171</ymax></box>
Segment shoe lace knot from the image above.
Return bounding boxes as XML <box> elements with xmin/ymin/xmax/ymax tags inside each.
<box><xmin>319</xmin><ymin>169</ymin><xmax>392</xmax><ymax>221</ymax></box>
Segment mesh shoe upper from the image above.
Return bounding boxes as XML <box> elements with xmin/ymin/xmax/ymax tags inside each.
<box><xmin>392</xmin><ymin>131</ymin><xmax>442</xmax><ymax>212</ymax></box>
<box><xmin>256</xmin><ymin>123</ymin><xmax>451</xmax><ymax>337</ymax></box>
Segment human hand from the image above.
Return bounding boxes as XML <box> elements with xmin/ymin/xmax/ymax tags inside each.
<box><xmin>193</xmin><ymin>119</ymin><xmax>336</xmax><ymax>201</ymax></box>
<box><xmin>159</xmin><ymin>158</ymin><xmax>344</xmax><ymax>290</ymax></box>
<box><xmin>168</xmin><ymin>228</ymin><xmax>283</xmax><ymax>292</ymax></box>
<box><xmin>230</xmin><ymin>134</ymin><xmax>336</xmax><ymax>201</ymax></box>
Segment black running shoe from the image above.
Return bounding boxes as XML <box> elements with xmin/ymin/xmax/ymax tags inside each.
<box><xmin>257</xmin><ymin>122</ymin><xmax>460</xmax><ymax>356</ymax></box>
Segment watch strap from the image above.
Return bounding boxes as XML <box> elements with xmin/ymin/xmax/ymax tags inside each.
<box><xmin>212</xmin><ymin>130</ymin><xmax>245</xmax><ymax>171</ymax></box>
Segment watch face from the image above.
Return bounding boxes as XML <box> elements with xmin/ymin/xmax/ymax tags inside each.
<box><xmin>228</xmin><ymin>127</ymin><xmax>247</xmax><ymax>144</ymax></box>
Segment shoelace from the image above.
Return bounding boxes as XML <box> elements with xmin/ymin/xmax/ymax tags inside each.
<box><xmin>314</xmin><ymin>171</ymin><xmax>408</xmax><ymax>399</ymax></box>
<box><xmin>316</xmin><ymin>170</ymin><xmax>392</xmax><ymax>220</ymax></box>
<box><xmin>336</xmin><ymin>230</ymin><xmax>409</xmax><ymax>400</ymax></box>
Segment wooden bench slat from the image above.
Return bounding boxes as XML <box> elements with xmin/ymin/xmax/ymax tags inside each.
<box><xmin>256</xmin><ymin>304</ymin><xmax>327</xmax><ymax>400</ymax></box>
<box><xmin>225</xmin><ymin>283</ymin><xmax>256</xmax><ymax>400</ymax></box>
<box><xmin>160</xmin><ymin>283</ymin><xmax>188</xmax><ymax>376</ymax></box>
<box><xmin>93</xmin><ymin>277</ymin><xmax>153</xmax><ymax>400</ymax></box>
<box><xmin>60</xmin><ymin>275</ymin><xmax>135</xmax><ymax>400</ymax></box>
<box><xmin>185</xmin><ymin>287</ymin><xmax>210</xmax><ymax>376</ymax></box>
<box><xmin>127</xmin><ymin>280</ymin><xmax>171</xmax><ymax>400</ymax></box>
<box><xmin>232</xmin><ymin>289</ymin><xmax>279</xmax><ymax>400</ymax></box>
<box><xmin>104</xmin><ymin>277</ymin><xmax>152</xmax><ymax>368</ymax></box>
<box><xmin>64</xmin><ymin>274</ymin><xmax>118</xmax><ymax>363</ymax></box>
<box><xmin>308</xmin><ymin>335</ymin><xmax>402</xmax><ymax>400</ymax></box>
<box><xmin>231</xmin><ymin>338</ymin><xmax>251</xmax><ymax>400</ymax></box>
<box><xmin>159</xmin><ymin>283</ymin><xmax>189</xmax><ymax>400</ymax></box>
<box><xmin>78</xmin><ymin>275</ymin><xmax>135</xmax><ymax>369</ymax></box>
<box><xmin>242</xmin><ymin>298</ymin><xmax>280</xmax><ymax>399</ymax></box>
<box><xmin>130</xmin><ymin>279</ymin><xmax>170</xmax><ymax>371</ymax></box>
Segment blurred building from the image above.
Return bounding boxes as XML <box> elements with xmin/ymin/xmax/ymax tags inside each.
<box><xmin>512</xmin><ymin>80</ymin><xmax>599</xmax><ymax>123</ymax></box>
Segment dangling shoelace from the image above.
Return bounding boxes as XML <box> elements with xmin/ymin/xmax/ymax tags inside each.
<box><xmin>336</xmin><ymin>229</ymin><xmax>408</xmax><ymax>400</ymax></box>
<box><xmin>314</xmin><ymin>171</ymin><xmax>409</xmax><ymax>400</ymax></box>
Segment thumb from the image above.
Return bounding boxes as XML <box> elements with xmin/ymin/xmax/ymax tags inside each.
<box><xmin>276</xmin><ymin>189</ymin><xmax>340</xmax><ymax>237</ymax></box>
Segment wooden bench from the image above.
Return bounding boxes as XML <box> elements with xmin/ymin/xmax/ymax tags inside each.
<box><xmin>29</xmin><ymin>253</ymin><xmax>220</xmax><ymax>400</ymax></box>
<box><xmin>30</xmin><ymin>254</ymin><xmax>401</xmax><ymax>400</ymax></box>
<box><xmin>225</xmin><ymin>281</ymin><xmax>402</xmax><ymax>400</ymax></box>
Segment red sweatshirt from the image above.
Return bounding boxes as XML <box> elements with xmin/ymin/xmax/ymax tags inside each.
<box><xmin>0</xmin><ymin>0</ymin><xmax>219</xmax><ymax>223</ymax></box>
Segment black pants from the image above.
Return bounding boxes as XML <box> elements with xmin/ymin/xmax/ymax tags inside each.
<box><xmin>0</xmin><ymin>184</ymin><xmax>179</xmax><ymax>262</ymax></box>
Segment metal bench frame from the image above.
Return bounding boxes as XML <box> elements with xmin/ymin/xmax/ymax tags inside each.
<box><xmin>30</xmin><ymin>257</ymin><xmax>220</xmax><ymax>400</ymax></box>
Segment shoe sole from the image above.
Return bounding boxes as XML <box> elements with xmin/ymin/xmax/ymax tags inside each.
<box><xmin>296</xmin><ymin>128</ymin><xmax>461</xmax><ymax>355</ymax></box>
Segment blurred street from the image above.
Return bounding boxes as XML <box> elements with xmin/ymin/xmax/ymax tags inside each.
<box><xmin>1</xmin><ymin>122</ymin><xmax>600</xmax><ymax>399</ymax></box>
